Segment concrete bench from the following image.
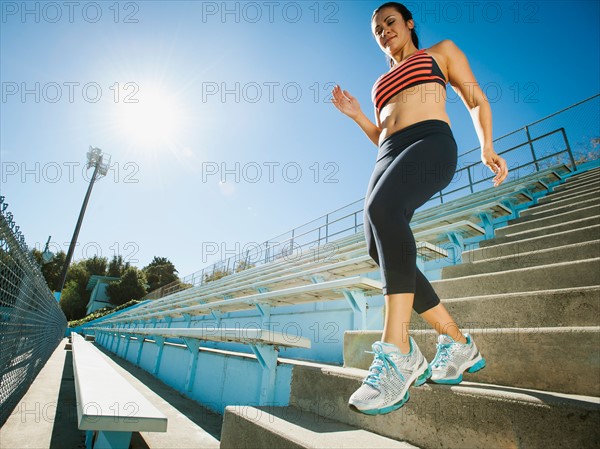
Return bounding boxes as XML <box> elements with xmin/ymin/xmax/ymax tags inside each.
<box><xmin>87</xmin><ymin>326</ymin><xmax>311</xmax><ymax>404</ymax></box>
<box><xmin>71</xmin><ymin>332</ymin><xmax>167</xmax><ymax>449</ymax></box>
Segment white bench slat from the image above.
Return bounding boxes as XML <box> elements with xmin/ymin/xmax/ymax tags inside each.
<box><xmin>410</xmin><ymin>165</ymin><xmax>563</xmax><ymax>223</ymax></box>
<box><xmin>167</xmin><ymin>275</ymin><xmax>381</xmax><ymax>317</ymax></box>
<box><xmin>106</xmin><ymin>241</ymin><xmax>455</xmax><ymax>323</ymax></box>
<box><xmin>413</xmin><ymin>220</ymin><xmax>485</xmax><ymax>242</ymax></box>
<box><xmin>112</xmin><ymin>236</ymin><xmax>439</xmax><ymax>325</ymax></box>
<box><xmin>173</xmin><ymin>232</ymin><xmax>367</xmax><ymax>292</ymax></box>
<box><xmin>93</xmin><ymin>327</ymin><xmax>311</xmax><ymax>349</ymax></box>
<box><xmin>108</xmin><ymin>235</ymin><xmax>368</xmax><ymax>321</ymax></box>
<box><xmin>412</xmin><ymin>201</ymin><xmax>512</xmax><ymax>231</ymax></box>
<box><xmin>71</xmin><ymin>333</ymin><xmax>168</xmax><ymax>432</ymax></box>
<box><xmin>109</xmin><ymin>275</ymin><xmax>382</xmax><ymax>323</ymax></box>
<box><xmin>416</xmin><ymin>241</ymin><xmax>448</xmax><ymax>260</ymax></box>
<box><xmin>107</xmin><ymin>252</ymin><xmax>379</xmax><ymax>324</ymax></box>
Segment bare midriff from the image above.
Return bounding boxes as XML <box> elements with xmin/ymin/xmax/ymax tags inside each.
<box><xmin>377</xmin><ymin>82</ymin><xmax>451</xmax><ymax>146</ymax></box>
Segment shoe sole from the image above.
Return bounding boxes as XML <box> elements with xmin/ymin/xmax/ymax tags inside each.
<box><xmin>431</xmin><ymin>354</ymin><xmax>486</xmax><ymax>385</ymax></box>
<box><xmin>349</xmin><ymin>358</ymin><xmax>431</xmax><ymax>415</ymax></box>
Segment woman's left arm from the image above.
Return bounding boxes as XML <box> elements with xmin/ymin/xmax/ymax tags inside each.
<box><xmin>442</xmin><ymin>39</ymin><xmax>508</xmax><ymax>187</ymax></box>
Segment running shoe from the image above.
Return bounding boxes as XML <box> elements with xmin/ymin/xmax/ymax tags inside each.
<box><xmin>348</xmin><ymin>337</ymin><xmax>431</xmax><ymax>415</ymax></box>
<box><xmin>430</xmin><ymin>333</ymin><xmax>486</xmax><ymax>384</ymax></box>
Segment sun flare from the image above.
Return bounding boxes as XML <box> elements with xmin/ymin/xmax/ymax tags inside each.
<box><xmin>116</xmin><ymin>86</ymin><xmax>185</xmax><ymax>147</ymax></box>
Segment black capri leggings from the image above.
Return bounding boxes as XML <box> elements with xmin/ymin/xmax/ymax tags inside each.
<box><xmin>364</xmin><ymin>119</ymin><xmax>458</xmax><ymax>313</ymax></box>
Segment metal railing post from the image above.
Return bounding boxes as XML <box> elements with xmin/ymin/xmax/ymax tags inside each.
<box><xmin>524</xmin><ymin>125</ymin><xmax>540</xmax><ymax>172</ymax></box>
<box><xmin>560</xmin><ymin>127</ymin><xmax>577</xmax><ymax>170</ymax></box>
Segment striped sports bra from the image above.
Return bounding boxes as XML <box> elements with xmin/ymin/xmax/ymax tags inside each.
<box><xmin>372</xmin><ymin>48</ymin><xmax>447</xmax><ymax>112</ymax></box>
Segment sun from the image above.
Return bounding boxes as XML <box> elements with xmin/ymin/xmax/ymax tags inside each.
<box><xmin>115</xmin><ymin>86</ymin><xmax>185</xmax><ymax>147</ymax></box>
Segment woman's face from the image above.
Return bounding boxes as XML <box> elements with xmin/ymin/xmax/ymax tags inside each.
<box><xmin>371</xmin><ymin>7</ymin><xmax>413</xmax><ymax>54</ymax></box>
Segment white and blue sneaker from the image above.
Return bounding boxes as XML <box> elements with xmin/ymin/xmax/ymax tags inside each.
<box><xmin>430</xmin><ymin>333</ymin><xmax>486</xmax><ymax>384</ymax></box>
<box><xmin>348</xmin><ymin>337</ymin><xmax>431</xmax><ymax>415</ymax></box>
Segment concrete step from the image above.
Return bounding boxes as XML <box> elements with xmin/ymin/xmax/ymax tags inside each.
<box><xmin>219</xmin><ymin>405</ymin><xmax>419</xmax><ymax>449</ymax></box>
<box><xmin>432</xmin><ymin>258</ymin><xmax>600</xmax><ymax>298</ymax></box>
<box><xmin>512</xmin><ymin>196</ymin><xmax>600</xmax><ymax>223</ymax></box>
<box><xmin>479</xmin><ymin>215</ymin><xmax>600</xmax><ymax>248</ymax></box>
<box><xmin>464</xmin><ymin>224</ymin><xmax>600</xmax><ymax>262</ymax></box>
<box><xmin>538</xmin><ymin>181</ymin><xmax>600</xmax><ymax>204</ymax></box>
<box><xmin>414</xmin><ymin>286</ymin><xmax>600</xmax><ymax>329</ymax></box>
<box><xmin>519</xmin><ymin>189</ymin><xmax>600</xmax><ymax>217</ymax></box>
<box><xmin>563</xmin><ymin>167</ymin><xmax>600</xmax><ymax>184</ymax></box>
<box><xmin>553</xmin><ymin>176</ymin><xmax>600</xmax><ymax>194</ymax></box>
<box><xmin>495</xmin><ymin>203</ymin><xmax>600</xmax><ymax>237</ymax></box>
<box><xmin>561</xmin><ymin>166</ymin><xmax>600</xmax><ymax>180</ymax></box>
<box><xmin>344</xmin><ymin>326</ymin><xmax>600</xmax><ymax>396</ymax></box>
<box><xmin>446</xmin><ymin>240</ymin><xmax>600</xmax><ymax>277</ymax></box>
<box><xmin>289</xmin><ymin>363</ymin><xmax>600</xmax><ymax>449</ymax></box>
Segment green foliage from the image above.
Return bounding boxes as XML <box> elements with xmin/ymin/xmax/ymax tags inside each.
<box><xmin>106</xmin><ymin>267</ymin><xmax>147</xmax><ymax>306</ymax></box>
<box><xmin>68</xmin><ymin>299</ymin><xmax>140</xmax><ymax>328</ymax></box>
<box><xmin>32</xmin><ymin>251</ymin><xmax>181</xmax><ymax>316</ymax></box>
<box><xmin>32</xmin><ymin>250</ymin><xmax>94</xmax><ymax>321</ymax></box>
<box><xmin>31</xmin><ymin>249</ymin><xmax>66</xmax><ymax>291</ymax></box>
<box><xmin>84</xmin><ymin>255</ymin><xmax>107</xmax><ymax>276</ymax></box>
<box><xmin>107</xmin><ymin>255</ymin><xmax>130</xmax><ymax>277</ymax></box>
<box><xmin>59</xmin><ymin>280</ymin><xmax>86</xmax><ymax>321</ymax></box>
<box><xmin>143</xmin><ymin>256</ymin><xmax>179</xmax><ymax>292</ymax></box>
<box><xmin>65</xmin><ymin>261</ymin><xmax>91</xmax><ymax>298</ymax></box>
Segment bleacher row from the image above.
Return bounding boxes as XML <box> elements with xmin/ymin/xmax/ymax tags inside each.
<box><xmin>89</xmin><ymin>163</ymin><xmax>566</xmax><ymax>329</ymax></box>
<box><xmin>71</xmin><ymin>162</ymin><xmax>592</xmax><ymax>448</ymax></box>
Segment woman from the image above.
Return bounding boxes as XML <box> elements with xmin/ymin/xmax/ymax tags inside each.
<box><xmin>331</xmin><ymin>2</ymin><xmax>508</xmax><ymax>416</ymax></box>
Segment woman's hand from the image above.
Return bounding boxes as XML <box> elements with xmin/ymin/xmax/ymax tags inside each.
<box><xmin>331</xmin><ymin>85</ymin><xmax>362</xmax><ymax>120</ymax></box>
<box><xmin>481</xmin><ymin>146</ymin><xmax>509</xmax><ymax>187</ymax></box>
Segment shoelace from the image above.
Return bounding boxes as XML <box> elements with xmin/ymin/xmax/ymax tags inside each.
<box><xmin>363</xmin><ymin>346</ymin><xmax>405</xmax><ymax>388</ymax></box>
<box><xmin>431</xmin><ymin>343</ymin><xmax>454</xmax><ymax>368</ymax></box>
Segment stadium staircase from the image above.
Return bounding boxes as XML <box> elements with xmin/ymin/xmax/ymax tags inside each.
<box><xmin>219</xmin><ymin>164</ymin><xmax>600</xmax><ymax>449</ymax></box>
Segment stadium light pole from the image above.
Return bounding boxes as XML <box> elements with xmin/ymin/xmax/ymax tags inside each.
<box><xmin>55</xmin><ymin>146</ymin><xmax>110</xmax><ymax>300</ymax></box>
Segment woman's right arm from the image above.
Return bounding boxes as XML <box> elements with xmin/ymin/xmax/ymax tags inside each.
<box><xmin>331</xmin><ymin>85</ymin><xmax>382</xmax><ymax>147</ymax></box>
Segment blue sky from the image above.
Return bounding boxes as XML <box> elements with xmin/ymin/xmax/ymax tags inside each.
<box><xmin>1</xmin><ymin>1</ymin><xmax>599</xmax><ymax>282</ymax></box>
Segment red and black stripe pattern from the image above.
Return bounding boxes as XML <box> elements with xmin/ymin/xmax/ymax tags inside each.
<box><xmin>372</xmin><ymin>49</ymin><xmax>447</xmax><ymax>112</ymax></box>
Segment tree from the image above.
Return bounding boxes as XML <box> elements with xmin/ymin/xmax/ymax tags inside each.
<box><xmin>31</xmin><ymin>249</ymin><xmax>66</xmax><ymax>291</ymax></box>
<box><xmin>84</xmin><ymin>255</ymin><xmax>107</xmax><ymax>276</ymax></box>
<box><xmin>143</xmin><ymin>256</ymin><xmax>179</xmax><ymax>292</ymax></box>
<box><xmin>65</xmin><ymin>261</ymin><xmax>90</xmax><ymax>299</ymax></box>
<box><xmin>107</xmin><ymin>255</ymin><xmax>130</xmax><ymax>277</ymax></box>
<box><xmin>58</xmin><ymin>260</ymin><xmax>92</xmax><ymax>320</ymax></box>
<box><xmin>31</xmin><ymin>250</ymin><xmax>92</xmax><ymax>319</ymax></box>
<box><xmin>106</xmin><ymin>267</ymin><xmax>147</xmax><ymax>306</ymax></box>
<box><xmin>59</xmin><ymin>280</ymin><xmax>87</xmax><ymax>320</ymax></box>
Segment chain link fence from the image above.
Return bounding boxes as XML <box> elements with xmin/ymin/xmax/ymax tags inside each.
<box><xmin>146</xmin><ymin>94</ymin><xmax>600</xmax><ymax>301</ymax></box>
<box><xmin>0</xmin><ymin>196</ymin><xmax>67</xmax><ymax>427</ymax></box>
